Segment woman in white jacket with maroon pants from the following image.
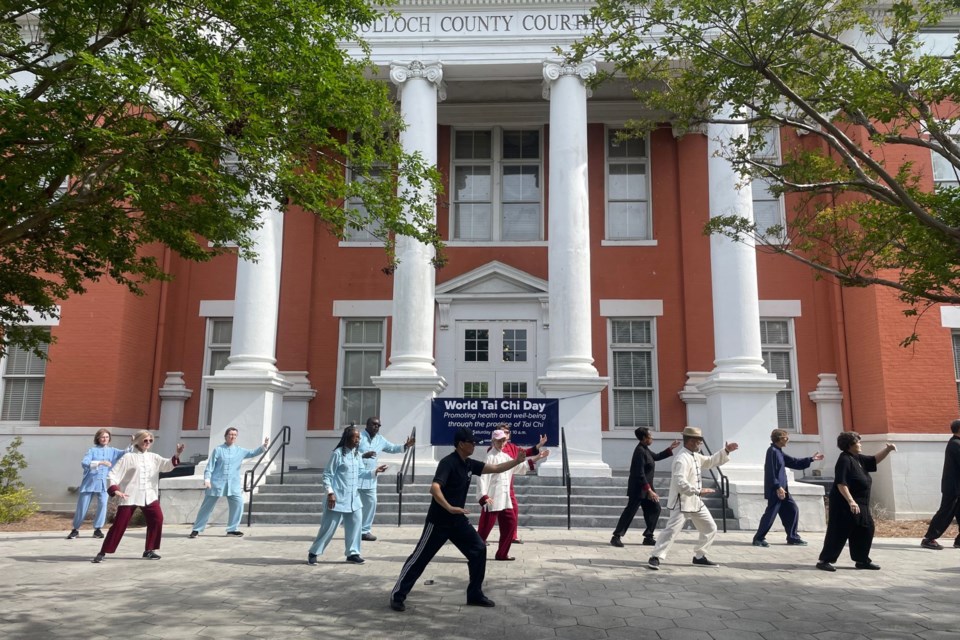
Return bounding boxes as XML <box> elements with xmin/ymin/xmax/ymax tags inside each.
<box><xmin>92</xmin><ymin>431</ymin><xmax>184</xmax><ymax>563</ymax></box>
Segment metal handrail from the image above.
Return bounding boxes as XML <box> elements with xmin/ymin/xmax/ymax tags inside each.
<box><xmin>395</xmin><ymin>426</ymin><xmax>416</xmax><ymax>527</ymax></box>
<box><xmin>243</xmin><ymin>425</ymin><xmax>292</xmax><ymax>527</ymax></box>
<box><xmin>560</xmin><ymin>427</ymin><xmax>572</xmax><ymax>530</ymax></box>
<box><xmin>700</xmin><ymin>439</ymin><xmax>730</xmax><ymax>533</ymax></box>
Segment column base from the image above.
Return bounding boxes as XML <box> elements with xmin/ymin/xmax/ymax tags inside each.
<box><xmin>537</xmin><ymin>375</ymin><xmax>611</xmax><ymax>478</ymax></box>
<box><xmin>205</xmin><ymin>369</ymin><xmax>292</xmax><ymax>456</ymax></box>
<box><xmin>699</xmin><ymin>370</ymin><xmax>784</xmax><ymax>464</ymax></box>
<box><xmin>371</xmin><ymin>373</ymin><xmax>447</xmax><ymax>467</ymax></box>
<box><xmin>725</xmin><ymin>476</ymin><xmax>826</xmax><ymax>533</ymax></box>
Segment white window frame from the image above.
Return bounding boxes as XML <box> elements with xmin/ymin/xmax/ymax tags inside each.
<box><xmin>449</xmin><ymin>126</ymin><xmax>544</xmax><ymax>245</ymax></box>
<box><xmin>604</xmin><ymin>126</ymin><xmax>653</xmax><ymax>243</ymax></box>
<box><xmin>952</xmin><ymin>331</ymin><xmax>960</xmax><ymax>413</ymax></box>
<box><xmin>0</xmin><ymin>308</ymin><xmax>58</xmax><ymax>424</ymax></box>
<box><xmin>335</xmin><ymin>317</ymin><xmax>386</xmax><ymax>427</ymax></box>
<box><xmin>198</xmin><ymin>317</ymin><xmax>233</xmax><ymax>430</ymax></box>
<box><xmin>760</xmin><ymin>317</ymin><xmax>801</xmax><ymax>431</ymax></box>
<box><xmin>932</xmin><ymin>134</ymin><xmax>960</xmax><ymax>191</ymax></box>
<box><xmin>751</xmin><ymin>126</ymin><xmax>787</xmax><ymax>244</ymax></box>
<box><xmin>606</xmin><ymin>317</ymin><xmax>659</xmax><ymax>430</ymax></box>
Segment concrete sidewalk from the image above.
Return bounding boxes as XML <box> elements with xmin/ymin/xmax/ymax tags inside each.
<box><xmin>2</xmin><ymin>524</ymin><xmax>957</xmax><ymax>639</ymax></box>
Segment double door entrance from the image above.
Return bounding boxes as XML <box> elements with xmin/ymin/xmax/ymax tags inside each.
<box><xmin>454</xmin><ymin>320</ymin><xmax>537</xmax><ymax>399</ymax></box>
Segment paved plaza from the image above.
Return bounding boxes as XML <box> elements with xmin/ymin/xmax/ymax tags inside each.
<box><xmin>2</xmin><ymin>524</ymin><xmax>958</xmax><ymax>639</ymax></box>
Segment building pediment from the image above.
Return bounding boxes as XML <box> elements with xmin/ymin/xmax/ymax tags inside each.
<box><xmin>436</xmin><ymin>261</ymin><xmax>547</xmax><ymax>296</ymax></box>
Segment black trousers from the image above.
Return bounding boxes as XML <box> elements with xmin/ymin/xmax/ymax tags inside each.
<box><xmin>612</xmin><ymin>495</ymin><xmax>661</xmax><ymax>538</ymax></box>
<box><xmin>391</xmin><ymin>517</ymin><xmax>486</xmax><ymax>604</ymax></box>
<box><xmin>819</xmin><ymin>501</ymin><xmax>874</xmax><ymax>564</ymax></box>
<box><xmin>923</xmin><ymin>494</ymin><xmax>960</xmax><ymax>541</ymax></box>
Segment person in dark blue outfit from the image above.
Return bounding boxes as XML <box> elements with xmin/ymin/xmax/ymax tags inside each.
<box><xmin>752</xmin><ymin>429</ymin><xmax>823</xmax><ymax>547</ymax></box>
<box><xmin>389</xmin><ymin>427</ymin><xmax>527</xmax><ymax>612</ymax></box>
<box><xmin>611</xmin><ymin>427</ymin><xmax>679</xmax><ymax>548</ymax></box>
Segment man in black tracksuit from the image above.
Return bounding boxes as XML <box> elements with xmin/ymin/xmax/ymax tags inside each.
<box><xmin>611</xmin><ymin>427</ymin><xmax>679</xmax><ymax>548</ymax></box>
<box><xmin>389</xmin><ymin>427</ymin><xmax>527</xmax><ymax>612</ymax></box>
<box><xmin>920</xmin><ymin>419</ymin><xmax>960</xmax><ymax>550</ymax></box>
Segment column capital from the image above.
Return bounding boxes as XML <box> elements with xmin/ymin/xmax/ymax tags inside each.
<box><xmin>542</xmin><ymin>59</ymin><xmax>596</xmax><ymax>99</ymax></box>
<box><xmin>390</xmin><ymin>60</ymin><xmax>446</xmax><ymax>100</ymax></box>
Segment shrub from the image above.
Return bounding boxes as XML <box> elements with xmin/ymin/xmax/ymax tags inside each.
<box><xmin>0</xmin><ymin>437</ymin><xmax>39</xmax><ymax>523</ymax></box>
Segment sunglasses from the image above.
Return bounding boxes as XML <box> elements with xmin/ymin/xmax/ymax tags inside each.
<box><xmin>142</xmin><ymin>439</ymin><xmax>154</xmax><ymax>443</ymax></box>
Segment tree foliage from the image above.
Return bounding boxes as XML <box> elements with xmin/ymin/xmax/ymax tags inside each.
<box><xmin>572</xmin><ymin>0</ymin><xmax>960</xmax><ymax>319</ymax></box>
<box><xmin>1</xmin><ymin>1</ymin><xmax>442</xmax><ymax>355</ymax></box>
<box><xmin>0</xmin><ymin>436</ymin><xmax>38</xmax><ymax>523</ymax></box>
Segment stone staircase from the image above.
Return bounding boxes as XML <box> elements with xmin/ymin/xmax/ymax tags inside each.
<box><xmin>245</xmin><ymin>469</ymin><xmax>739</xmax><ymax>530</ymax></box>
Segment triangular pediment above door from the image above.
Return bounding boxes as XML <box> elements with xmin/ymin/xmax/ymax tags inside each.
<box><xmin>435</xmin><ymin>261</ymin><xmax>548</xmax><ymax>296</ymax></box>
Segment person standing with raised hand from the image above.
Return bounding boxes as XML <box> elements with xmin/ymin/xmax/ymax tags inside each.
<box><xmin>68</xmin><ymin>429</ymin><xmax>125</xmax><ymax>540</ymax></box>
<box><xmin>611</xmin><ymin>427</ymin><xmax>679</xmax><ymax>548</ymax></box>
<box><xmin>188</xmin><ymin>427</ymin><xmax>269</xmax><ymax>539</ymax></box>
<box><xmin>752</xmin><ymin>429</ymin><xmax>823</xmax><ymax>548</ymax></box>
<box><xmin>358</xmin><ymin>416</ymin><xmax>414</xmax><ymax>542</ymax></box>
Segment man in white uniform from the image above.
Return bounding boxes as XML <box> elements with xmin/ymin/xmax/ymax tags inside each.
<box><xmin>648</xmin><ymin>426</ymin><xmax>738</xmax><ymax>570</ymax></box>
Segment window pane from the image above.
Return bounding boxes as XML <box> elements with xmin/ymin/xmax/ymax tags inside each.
<box><xmin>608</xmin><ymin>202</ymin><xmax>649</xmax><ymax>240</ymax></box>
<box><xmin>608</xmin><ymin>164</ymin><xmax>646</xmax><ymax>200</ymax></box>
<box><xmin>501</xmin><ymin>204</ymin><xmax>540</xmax><ymax>241</ymax></box>
<box><xmin>211</xmin><ymin>320</ymin><xmax>233</xmax><ymax>345</ymax></box>
<box><xmin>613</xmin><ymin>389</ymin><xmax>653</xmax><ymax>428</ymax></box>
<box><xmin>776</xmin><ymin>391</ymin><xmax>795</xmax><ymax>429</ymax></box>
<box><xmin>343</xmin><ymin>351</ymin><xmax>366</xmax><ymax>386</ymax></box>
<box><xmin>207</xmin><ymin>349</ymin><xmax>231</xmax><ymax>375</ymax></box>
<box><xmin>455</xmin><ymin>204</ymin><xmax>492</xmax><ymax>241</ymax></box>
<box><xmin>502</xmin><ymin>165</ymin><xmax>539</xmax><ymax>201</ymax></box>
<box><xmin>502</xmin><ymin>329</ymin><xmax>527</xmax><ymax>362</ymax></box>
<box><xmin>608</xmin><ymin>130</ymin><xmax>646</xmax><ymax>158</ymax></box>
<box><xmin>362</xmin><ymin>320</ymin><xmax>382</xmax><ymax>344</ymax></box>
<box><xmin>455</xmin><ymin>130</ymin><xmax>492</xmax><ymax>160</ymax></box>
<box><xmin>502</xmin><ymin>382</ymin><xmax>528</xmax><ymax>398</ymax></box>
<box><xmin>612</xmin><ymin>320</ymin><xmax>651</xmax><ymax>345</ymax></box>
<box><xmin>455</xmin><ymin>166</ymin><xmax>492</xmax><ymax>201</ymax></box>
<box><xmin>463</xmin><ymin>382</ymin><xmax>489</xmax><ymax>398</ymax></box>
<box><xmin>502</xmin><ymin>130</ymin><xmax>539</xmax><ymax>159</ymax></box>
<box><xmin>760</xmin><ymin>320</ymin><xmax>790</xmax><ymax>345</ymax></box>
<box><xmin>763</xmin><ymin>351</ymin><xmax>792</xmax><ymax>383</ymax></box>
<box><xmin>464</xmin><ymin>330</ymin><xmax>489</xmax><ymax>362</ymax></box>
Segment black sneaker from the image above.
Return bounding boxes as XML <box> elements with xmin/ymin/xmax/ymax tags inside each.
<box><xmin>92</xmin><ymin>553</ymin><xmax>105</xmax><ymax>564</ymax></box>
<box><xmin>786</xmin><ymin>538</ymin><xmax>808</xmax><ymax>546</ymax></box>
<box><xmin>362</xmin><ymin>533</ymin><xmax>377</xmax><ymax>542</ymax></box>
<box><xmin>752</xmin><ymin>539</ymin><xmax>769</xmax><ymax>547</ymax></box>
<box><xmin>466</xmin><ymin>595</ymin><xmax>495</xmax><ymax>607</ymax></box>
<box><xmin>307</xmin><ymin>553</ymin><xmax>318</xmax><ymax>565</ymax></box>
<box><xmin>346</xmin><ymin>554</ymin><xmax>365</xmax><ymax>564</ymax></box>
<box><xmin>93</xmin><ymin>529</ymin><xmax>104</xmax><ymax>539</ymax></box>
<box><xmin>647</xmin><ymin>556</ymin><xmax>660</xmax><ymax>570</ymax></box>
<box><xmin>226</xmin><ymin>531</ymin><xmax>244</xmax><ymax>537</ymax></box>
<box><xmin>816</xmin><ymin>561</ymin><xmax>836</xmax><ymax>572</ymax></box>
<box><xmin>67</xmin><ymin>529</ymin><xmax>79</xmax><ymax>540</ymax></box>
<box><xmin>692</xmin><ymin>556</ymin><xmax>718</xmax><ymax>566</ymax></box>
<box><xmin>389</xmin><ymin>599</ymin><xmax>406</xmax><ymax>612</ymax></box>
<box><xmin>610</xmin><ymin>535</ymin><xmax>624</xmax><ymax>548</ymax></box>
<box><xmin>855</xmin><ymin>561</ymin><xmax>880</xmax><ymax>570</ymax></box>
<box><xmin>142</xmin><ymin>550</ymin><xmax>161</xmax><ymax>560</ymax></box>
<box><xmin>642</xmin><ymin>536</ymin><xmax>656</xmax><ymax>546</ymax></box>
<box><xmin>920</xmin><ymin>538</ymin><xmax>943</xmax><ymax>550</ymax></box>
<box><xmin>188</xmin><ymin>530</ymin><xmax>199</xmax><ymax>539</ymax></box>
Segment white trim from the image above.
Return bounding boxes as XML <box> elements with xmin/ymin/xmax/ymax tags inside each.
<box><xmin>332</xmin><ymin>300</ymin><xmax>393</xmax><ymax>317</ymax></box>
<box><xmin>22</xmin><ymin>306</ymin><xmax>60</xmax><ymax>326</ymax></box>
<box><xmin>941</xmin><ymin>306</ymin><xmax>960</xmax><ymax>328</ymax></box>
<box><xmin>600</xmin><ymin>240</ymin><xmax>658</xmax><ymax>247</ymax></box>
<box><xmin>604</xmin><ymin>126</ymin><xmax>652</xmax><ymax>242</ymax></box>
<box><xmin>445</xmin><ymin>240</ymin><xmax>548</xmax><ymax>248</ymax></box>
<box><xmin>759</xmin><ymin>300</ymin><xmax>801</xmax><ymax>318</ymax></box>
<box><xmin>599</xmin><ymin>300</ymin><xmax>664</xmax><ymax>317</ymax></box>
<box><xmin>334</xmin><ymin>317</ymin><xmax>387</xmax><ymax>426</ymax></box>
<box><xmin>338</xmin><ymin>241</ymin><xmax>386</xmax><ymax>248</ymax></box>
<box><xmin>199</xmin><ymin>300</ymin><xmax>234</xmax><ymax>317</ymax></box>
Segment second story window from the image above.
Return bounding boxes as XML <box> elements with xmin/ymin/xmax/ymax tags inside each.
<box><xmin>452</xmin><ymin>128</ymin><xmax>542</xmax><ymax>242</ymax></box>
<box><xmin>606</xmin><ymin>128</ymin><xmax>651</xmax><ymax>240</ymax></box>
<box><xmin>751</xmin><ymin>127</ymin><xmax>787</xmax><ymax>243</ymax></box>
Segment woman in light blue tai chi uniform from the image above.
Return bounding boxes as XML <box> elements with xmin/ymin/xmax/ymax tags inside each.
<box><xmin>68</xmin><ymin>429</ymin><xmax>125</xmax><ymax>539</ymax></box>
<box><xmin>307</xmin><ymin>425</ymin><xmax>386</xmax><ymax>565</ymax></box>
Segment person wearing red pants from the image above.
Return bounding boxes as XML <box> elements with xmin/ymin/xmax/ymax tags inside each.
<box><xmin>477</xmin><ymin>424</ymin><xmax>547</xmax><ymax>546</ymax></box>
<box><xmin>92</xmin><ymin>431</ymin><xmax>184</xmax><ymax>563</ymax></box>
<box><xmin>476</xmin><ymin>430</ymin><xmax>548</xmax><ymax>560</ymax></box>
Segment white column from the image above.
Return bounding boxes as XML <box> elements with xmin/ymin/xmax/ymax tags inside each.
<box><xmin>157</xmin><ymin>372</ymin><xmax>191</xmax><ymax>457</ymax></box>
<box><xmin>538</xmin><ymin>59</ymin><xmax>609</xmax><ymax>477</ymax></box>
<box><xmin>809</xmin><ymin>373</ymin><xmax>844</xmax><ymax>474</ymax></box>
<box><xmin>280</xmin><ymin>371</ymin><xmax>316</xmax><ymax>470</ymax></box>
<box><xmin>698</xmin><ymin>112</ymin><xmax>783</xmax><ymax>478</ymax></box>
<box><xmin>372</xmin><ymin>61</ymin><xmax>447</xmax><ymax>463</ymax></box>
<box><xmin>206</xmin><ymin>195</ymin><xmax>290</xmax><ymax>456</ymax></box>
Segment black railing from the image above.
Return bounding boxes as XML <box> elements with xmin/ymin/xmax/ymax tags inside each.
<box><xmin>560</xmin><ymin>427</ymin><xmax>572</xmax><ymax>530</ymax></box>
<box><xmin>700</xmin><ymin>440</ymin><xmax>731</xmax><ymax>533</ymax></box>
<box><xmin>395</xmin><ymin>426</ymin><xmax>417</xmax><ymax>526</ymax></box>
<box><xmin>243</xmin><ymin>425</ymin><xmax>291</xmax><ymax>527</ymax></box>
